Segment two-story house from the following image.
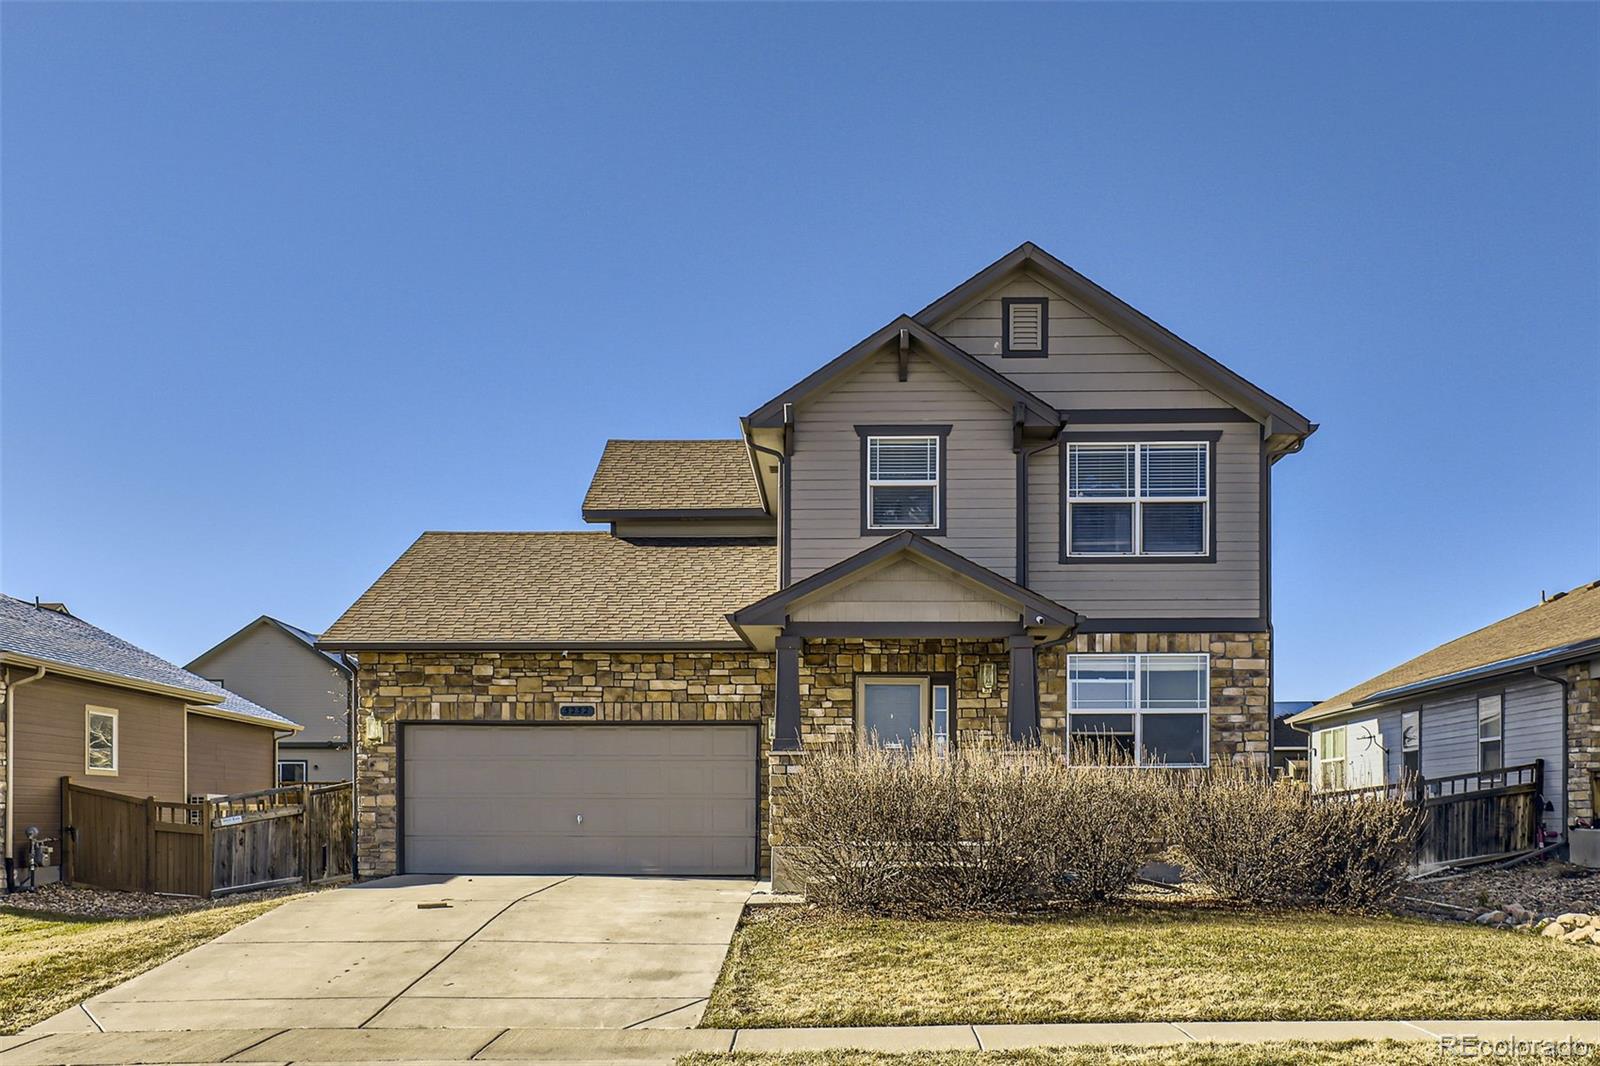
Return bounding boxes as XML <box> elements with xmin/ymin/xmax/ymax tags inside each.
<box><xmin>320</xmin><ymin>243</ymin><xmax>1314</xmax><ymax>885</ymax></box>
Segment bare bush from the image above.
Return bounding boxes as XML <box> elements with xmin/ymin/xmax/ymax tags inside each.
<box><xmin>780</xmin><ymin>741</ymin><xmax>1165</xmax><ymax>913</ymax></box>
<box><xmin>1171</xmin><ymin>765</ymin><xmax>1420</xmax><ymax>909</ymax></box>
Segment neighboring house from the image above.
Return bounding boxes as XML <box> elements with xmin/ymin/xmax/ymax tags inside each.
<box><xmin>187</xmin><ymin>616</ymin><xmax>354</xmax><ymax>784</ymax></box>
<box><xmin>0</xmin><ymin>595</ymin><xmax>299</xmax><ymax>886</ymax></box>
<box><xmin>1290</xmin><ymin>580</ymin><xmax>1600</xmax><ymax>840</ymax></box>
<box><xmin>1271</xmin><ymin>700</ymin><xmax>1316</xmax><ymax>778</ymax></box>
<box><xmin>319</xmin><ymin>242</ymin><xmax>1315</xmax><ymax>886</ymax></box>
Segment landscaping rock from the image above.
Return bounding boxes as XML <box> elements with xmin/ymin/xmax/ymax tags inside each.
<box><xmin>1542</xmin><ymin>921</ymin><xmax>1569</xmax><ymax>938</ymax></box>
<box><xmin>1475</xmin><ymin>910</ymin><xmax>1505</xmax><ymax>925</ymax></box>
<box><xmin>1554</xmin><ymin>912</ymin><xmax>1593</xmax><ymax>928</ymax></box>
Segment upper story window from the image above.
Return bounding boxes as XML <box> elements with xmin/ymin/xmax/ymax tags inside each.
<box><xmin>1066</xmin><ymin>653</ymin><xmax>1209</xmax><ymax>767</ymax></box>
<box><xmin>1066</xmin><ymin>441</ymin><xmax>1210</xmax><ymax>557</ymax></box>
<box><xmin>1002</xmin><ymin>298</ymin><xmax>1048</xmax><ymax>356</ymax></box>
<box><xmin>85</xmin><ymin>706</ymin><xmax>118</xmax><ymax>774</ymax></box>
<box><xmin>858</xmin><ymin>427</ymin><xmax>949</xmax><ymax>534</ymax></box>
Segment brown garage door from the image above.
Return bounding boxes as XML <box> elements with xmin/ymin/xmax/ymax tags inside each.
<box><xmin>400</xmin><ymin>724</ymin><xmax>757</xmax><ymax>876</ymax></box>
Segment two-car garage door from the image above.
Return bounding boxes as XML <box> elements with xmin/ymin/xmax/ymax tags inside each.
<box><xmin>400</xmin><ymin>724</ymin><xmax>757</xmax><ymax>876</ymax></box>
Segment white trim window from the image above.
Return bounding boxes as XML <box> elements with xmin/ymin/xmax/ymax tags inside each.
<box><xmin>1066</xmin><ymin>654</ymin><xmax>1209</xmax><ymax>767</ymax></box>
<box><xmin>866</xmin><ymin>436</ymin><xmax>940</xmax><ymax>530</ymax></box>
<box><xmin>1478</xmin><ymin>695</ymin><xmax>1503</xmax><ymax>771</ymax></box>
<box><xmin>278</xmin><ymin>759</ymin><xmax>309</xmax><ymax>785</ymax></box>
<box><xmin>1067</xmin><ymin>442</ymin><xmax>1209</xmax><ymax>556</ymax></box>
<box><xmin>85</xmin><ymin>706</ymin><xmax>118</xmax><ymax>775</ymax></box>
<box><xmin>1313</xmin><ymin>725</ymin><xmax>1347</xmax><ymax>791</ymax></box>
<box><xmin>932</xmin><ymin>683</ymin><xmax>951</xmax><ymax>754</ymax></box>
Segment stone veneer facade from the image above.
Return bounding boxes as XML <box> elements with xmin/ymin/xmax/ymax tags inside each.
<box><xmin>354</xmin><ymin>634</ymin><xmax>1272</xmax><ymax>880</ymax></box>
<box><xmin>353</xmin><ymin>650</ymin><xmax>773</xmax><ymax>877</ymax></box>
<box><xmin>1567</xmin><ymin>660</ymin><xmax>1599</xmax><ymax>825</ymax></box>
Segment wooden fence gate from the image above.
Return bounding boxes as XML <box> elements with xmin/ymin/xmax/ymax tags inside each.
<box><xmin>62</xmin><ymin>779</ymin><xmax>354</xmax><ymax>897</ymax></box>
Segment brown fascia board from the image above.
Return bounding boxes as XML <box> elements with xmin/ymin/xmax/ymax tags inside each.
<box><xmin>745</xmin><ymin>316</ymin><xmax>1059</xmax><ymax>429</ymax></box>
<box><xmin>313</xmin><ymin>639</ymin><xmax>751</xmax><ymax>652</ymax></box>
<box><xmin>580</xmin><ymin>507</ymin><xmax>772</xmax><ymax>522</ymax></box>
<box><xmin>913</xmin><ymin>242</ymin><xmax>1314</xmax><ymax>439</ymax></box>
<box><xmin>730</xmin><ymin>531</ymin><xmax>1080</xmax><ymax>628</ymax></box>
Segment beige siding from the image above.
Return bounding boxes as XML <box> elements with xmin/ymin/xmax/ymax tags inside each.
<box><xmin>791</xmin><ymin>557</ymin><xmax>1020</xmax><ymax>624</ymax></box>
<box><xmin>12</xmin><ymin>675</ymin><xmax>187</xmax><ymax>848</ymax></box>
<box><xmin>790</xmin><ymin>350</ymin><xmax>1016</xmax><ymax>580</ymax></box>
<box><xmin>1027</xmin><ymin>421</ymin><xmax>1262</xmax><ymax>619</ymax></box>
<box><xmin>189</xmin><ymin>623</ymin><xmax>349</xmax><ymax>748</ymax></box>
<box><xmin>934</xmin><ymin>272</ymin><xmax>1233</xmax><ymax>411</ymax></box>
<box><xmin>186</xmin><ymin>714</ymin><xmax>277</xmax><ymax>797</ymax></box>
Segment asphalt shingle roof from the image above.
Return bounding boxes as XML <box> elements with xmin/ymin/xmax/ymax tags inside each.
<box><xmin>0</xmin><ymin>594</ymin><xmax>297</xmax><ymax>730</ymax></box>
<box><xmin>1302</xmin><ymin>579</ymin><xmax>1600</xmax><ymax>723</ymax></box>
<box><xmin>582</xmin><ymin>440</ymin><xmax>765</xmax><ymax>515</ymax></box>
<box><xmin>320</xmin><ymin>532</ymin><xmax>777</xmax><ymax>647</ymax></box>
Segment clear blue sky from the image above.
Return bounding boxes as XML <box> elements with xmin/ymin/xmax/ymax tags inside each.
<box><xmin>3</xmin><ymin>3</ymin><xmax>1596</xmax><ymax>700</ymax></box>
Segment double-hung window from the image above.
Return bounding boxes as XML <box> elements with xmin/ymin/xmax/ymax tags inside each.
<box><xmin>1314</xmin><ymin>726</ymin><xmax>1347</xmax><ymax>791</ymax></box>
<box><xmin>1478</xmin><ymin>695</ymin><xmax>1503</xmax><ymax>771</ymax></box>
<box><xmin>1066</xmin><ymin>654</ymin><xmax>1209</xmax><ymax>767</ymax></box>
<box><xmin>85</xmin><ymin>706</ymin><xmax>118</xmax><ymax>775</ymax></box>
<box><xmin>1066</xmin><ymin>441</ymin><xmax>1210</xmax><ymax>556</ymax></box>
<box><xmin>864</xmin><ymin>433</ymin><xmax>942</xmax><ymax>531</ymax></box>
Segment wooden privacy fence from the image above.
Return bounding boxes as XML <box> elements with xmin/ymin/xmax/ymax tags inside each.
<box><xmin>1316</xmin><ymin>760</ymin><xmax>1546</xmax><ymax>866</ymax></box>
<box><xmin>62</xmin><ymin>779</ymin><xmax>353</xmax><ymax>897</ymax></box>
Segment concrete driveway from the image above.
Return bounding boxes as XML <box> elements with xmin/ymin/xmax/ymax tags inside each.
<box><xmin>68</xmin><ymin>875</ymin><xmax>754</xmax><ymax>1032</ymax></box>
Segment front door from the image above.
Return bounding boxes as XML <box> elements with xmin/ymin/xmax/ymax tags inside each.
<box><xmin>857</xmin><ymin>678</ymin><xmax>929</xmax><ymax>749</ymax></box>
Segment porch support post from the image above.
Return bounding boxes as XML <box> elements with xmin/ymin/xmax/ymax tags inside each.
<box><xmin>1008</xmin><ymin>635</ymin><xmax>1039</xmax><ymax>743</ymax></box>
<box><xmin>775</xmin><ymin>635</ymin><xmax>802</xmax><ymax>751</ymax></box>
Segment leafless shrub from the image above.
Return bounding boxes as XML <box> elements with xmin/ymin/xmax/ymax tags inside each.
<box><xmin>1170</xmin><ymin>765</ymin><xmax>1420</xmax><ymax>909</ymax></box>
<box><xmin>780</xmin><ymin>740</ymin><xmax>1165</xmax><ymax>913</ymax></box>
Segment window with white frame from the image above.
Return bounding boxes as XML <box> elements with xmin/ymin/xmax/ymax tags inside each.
<box><xmin>1066</xmin><ymin>442</ymin><xmax>1209</xmax><ymax>556</ymax></box>
<box><xmin>278</xmin><ymin>760</ymin><xmax>309</xmax><ymax>785</ymax></box>
<box><xmin>85</xmin><ymin>706</ymin><xmax>118</xmax><ymax>774</ymax></box>
<box><xmin>1066</xmin><ymin>654</ymin><xmax>1209</xmax><ymax>767</ymax></box>
<box><xmin>932</xmin><ymin>683</ymin><xmax>951</xmax><ymax>754</ymax></box>
<box><xmin>1314</xmin><ymin>726</ymin><xmax>1347</xmax><ymax>791</ymax></box>
<box><xmin>1478</xmin><ymin>694</ymin><xmax>1503</xmax><ymax>771</ymax></box>
<box><xmin>866</xmin><ymin>435</ymin><xmax>940</xmax><ymax>530</ymax></box>
<box><xmin>1401</xmin><ymin>709</ymin><xmax>1421</xmax><ymax>779</ymax></box>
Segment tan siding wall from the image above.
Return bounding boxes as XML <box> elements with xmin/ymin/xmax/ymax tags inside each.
<box><xmin>186</xmin><ymin>714</ymin><xmax>277</xmax><ymax>797</ymax></box>
<box><xmin>933</xmin><ymin>272</ymin><xmax>1233</xmax><ymax>411</ymax></box>
<box><xmin>188</xmin><ymin>623</ymin><xmax>349</xmax><ymax>747</ymax></box>
<box><xmin>12</xmin><ymin>675</ymin><xmax>187</xmax><ymax>846</ymax></box>
<box><xmin>790</xmin><ymin>350</ymin><xmax>1016</xmax><ymax>580</ymax></box>
<box><xmin>790</xmin><ymin>558</ymin><xmax>1021</xmax><ymax>624</ymax></box>
<box><xmin>1027</xmin><ymin>421</ymin><xmax>1262</xmax><ymax>619</ymax></box>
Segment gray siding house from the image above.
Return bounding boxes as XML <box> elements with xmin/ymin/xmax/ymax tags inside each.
<box><xmin>1292</xmin><ymin>581</ymin><xmax>1600</xmax><ymax>843</ymax></box>
<box><xmin>320</xmin><ymin>243</ymin><xmax>1316</xmax><ymax>884</ymax></box>
<box><xmin>187</xmin><ymin>617</ymin><xmax>354</xmax><ymax>784</ymax></box>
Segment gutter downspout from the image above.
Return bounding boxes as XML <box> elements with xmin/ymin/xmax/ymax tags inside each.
<box><xmin>5</xmin><ymin>663</ymin><xmax>48</xmax><ymax>886</ymax></box>
<box><xmin>1013</xmin><ymin>419</ymin><xmax>1062</xmax><ymax>588</ymax></box>
<box><xmin>744</xmin><ymin>416</ymin><xmax>791</xmax><ymax>590</ymax></box>
<box><xmin>1529</xmin><ymin>665</ymin><xmax>1568</xmax><ymax>832</ymax></box>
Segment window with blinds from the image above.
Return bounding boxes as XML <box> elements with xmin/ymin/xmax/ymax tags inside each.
<box><xmin>1003</xmin><ymin>298</ymin><xmax>1047</xmax><ymax>356</ymax></box>
<box><xmin>866</xmin><ymin>435</ymin><xmax>939</xmax><ymax>529</ymax></box>
<box><xmin>1066</xmin><ymin>441</ymin><xmax>1209</xmax><ymax>556</ymax></box>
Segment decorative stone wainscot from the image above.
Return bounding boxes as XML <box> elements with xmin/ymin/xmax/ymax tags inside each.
<box><xmin>1568</xmin><ymin>659</ymin><xmax>1599</xmax><ymax>825</ymax></box>
<box><xmin>354</xmin><ymin>650</ymin><xmax>774</xmax><ymax>878</ymax></box>
<box><xmin>1036</xmin><ymin>631</ymin><xmax>1272</xmax><ymax>766</ymax></box>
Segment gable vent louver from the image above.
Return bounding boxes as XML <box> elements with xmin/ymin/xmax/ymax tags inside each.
<box><xmin>1004</xmin><ymin>299</ymin><xmax>1046</xmax><ymax>355</ymax></box>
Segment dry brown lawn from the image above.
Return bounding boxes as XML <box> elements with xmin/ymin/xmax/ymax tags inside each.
<box><xmin>703</xmin><ymin>904</ymin><xmax>1600</xmax><ymax>1028</ymax></box>
<box><xmin>680</xmin><ymin>1045</ymin><xmax>1445</xmax><ymax>1066</ymax></box>
<box><xmin>0</xmin><ymin>895</ymin><xmax>294</xmax><ymax>1034</ymax></box>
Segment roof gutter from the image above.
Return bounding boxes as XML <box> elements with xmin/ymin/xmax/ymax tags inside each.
<box><xmin>184</xmin><ymin>703</ymin><xmax>305</xmax><ymax>732</ymax></box>
<box><xmin>0</xmin><ymin>652</ymin><xmax>222</xmax><ymax>706</ymax></box>
<box><xmin>5</xmin><ymin>663</ymin><xmax>47</xmax><ymax>868</ymax></box>
<box><xmin>742</xmin><ymin>413</ymin><xmax>791</xmax><ymax>590</ymax></box>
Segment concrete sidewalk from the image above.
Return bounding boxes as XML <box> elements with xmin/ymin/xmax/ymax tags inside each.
<box><xmin>6</xmin><ymin>1020</ymin><xmax>1600</xmax><ymax>1064</ymax></box>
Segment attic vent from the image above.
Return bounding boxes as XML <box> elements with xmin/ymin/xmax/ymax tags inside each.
<box><xmin>1002</xmin><ymin>298</ymin><xmax>1047</xmax><ymax>356</ymax></box>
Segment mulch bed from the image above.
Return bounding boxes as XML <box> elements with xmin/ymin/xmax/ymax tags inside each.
<box><xmin>1</xmin><ymin>881</ymin><xmax>308</xmax><ymax>920</ymax></box>
<box><xmin>1407</xmin><ymin>858</ymin><xmax>1600</xmax><ymax>920</ymax></box>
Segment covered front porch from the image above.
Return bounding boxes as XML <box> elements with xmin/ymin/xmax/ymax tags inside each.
<box><xmin>729</xmin><ymin>531</ymin><xmax>1079</xmax><ymax>753</ymax></box>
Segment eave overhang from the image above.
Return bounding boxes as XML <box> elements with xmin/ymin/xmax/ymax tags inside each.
<box><xmin>746</xmin><ymin>316</ymin><xmax>1060</xmax><ymax>430</ymax></box>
